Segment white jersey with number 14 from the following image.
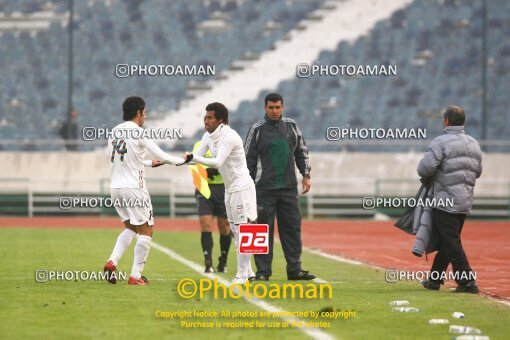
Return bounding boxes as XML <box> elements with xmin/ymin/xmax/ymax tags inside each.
<box><xmin>109</xmin><ymin>121</ymin><xmax>184</xmax><ymax>189</ymax></box>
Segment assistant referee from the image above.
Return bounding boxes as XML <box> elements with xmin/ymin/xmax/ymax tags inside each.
<box><xmin>192</xmin><ymin>141</ymin><xmax>232</xmax><ymax>273</ymax></box>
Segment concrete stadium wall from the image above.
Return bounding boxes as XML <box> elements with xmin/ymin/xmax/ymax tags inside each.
<box><xmin>0</xmin><ymin>151</ymin><xmax>509</xmax><ymax>196</ymax></box>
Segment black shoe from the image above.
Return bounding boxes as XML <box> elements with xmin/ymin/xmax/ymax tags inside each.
<box><xmin>288</xmin><ymin>271</ymin><xmax>316</xmax><ymax>281</ymax></box>
<box><xmin>453</xmin><ymin>282</ymin><xmax>479</xmax><ymax>294</ymax></box>
<box><xmin>249</xmin><ymin>275</ymin><xmax>269</xmax><ymax>281</ymax></box>
<box><xmin>216</xmin><ymin>262</ymin><xmax>227</xmax><ymax>273</ymax></box>
<box><xmin>217</xmin><ymin>256</ymin><xmax>227</xmax><ymax>273</ymax></box>
<box><xmin>412</xmin><ymin>250</ymin><xmax>423</xmax><ymax>257</ymax></box>
<box><xmin>204</xmin><ymin>259</ymin><xmax>215</xmax><ymax>273</ymax></box>
<box><xmin>421</xmin><ymin>280</ymin><xmax>440</xmax><ymax>291</ymax></box>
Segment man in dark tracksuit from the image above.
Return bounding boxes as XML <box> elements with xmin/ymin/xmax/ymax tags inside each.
<box><xmin>244</xmin><ymin>93</ymin><xmax>315</xmax><ymax>281</ymax></box>
<box><xmin>418</xmin><ymin>106</ymin><xmax>482</xmax><ymax>294</ymax></box>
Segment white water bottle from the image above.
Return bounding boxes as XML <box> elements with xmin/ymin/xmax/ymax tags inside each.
<box><xmin>428</xmin><ymin>319</ymin><xmax>449</xmax><ymax>324</ymax></box>
<box><xmin>452</xmin><ymin>312</ymin><xmax>465</xmax><ymax>319</ymax></box>
<box><xmin>449</xmin><ymin>325</ymin><xmax>482</xmax><ymax>335</ymax></box>
<box><xmin>389</xmin><ymin>300</ymin><xmax>409</xmax><ymax>306</ymax></box>
<box><xmin>392</xmin><ymin>307</ymin><xmax>420</xmax><ymax>312</ymax></box>
<box><xmin>454</xmin><ymin>336</ymin><xmax>489</xmax><ymax>340</ymax></box>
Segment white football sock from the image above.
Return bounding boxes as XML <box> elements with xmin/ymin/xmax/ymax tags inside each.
<box><xmin>130</xmin><ymin>235</ymin><xmax>152</xmax><ymax>280</ymax></box>
<box><xmin>247</xmin><ymin>261</ymin><xmax>255</xmax><ymax>278</ymax></box>
<box><xmin>230</xmin><ymin>223</ymin><xmax>251</xmax><ymax>280</ymax></box>
<box><xmin>108</xmin><ymin>228</ymin><xmax>136</xmax><ymax>266</ymax></box>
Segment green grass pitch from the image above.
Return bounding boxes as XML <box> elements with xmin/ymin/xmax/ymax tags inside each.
<box><xmin>0</xmin><ymin>227</ymin><xmax>509</xmax><ymax>339</ymax></box>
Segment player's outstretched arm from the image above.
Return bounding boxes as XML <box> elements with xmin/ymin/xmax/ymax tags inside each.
<box><xmin>176</xmin><ymin>132</ymin><xmax>209</xmax><ymax>166</ymax></box>
<box><xmin>142</xmin><ymin>138</ymin><xmax>185</xmax><ymax>165</ymax></box>
<box><xmin>143</xmin><ymin>160</ymin><xmax>165</xmax><ymax>168</ymax></box>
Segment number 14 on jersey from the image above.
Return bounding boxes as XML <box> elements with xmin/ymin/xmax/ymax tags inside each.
<box><xmin>111</xmin><ymin>139</ymin><xmax>127</xmax><ymax>162</ymax></box>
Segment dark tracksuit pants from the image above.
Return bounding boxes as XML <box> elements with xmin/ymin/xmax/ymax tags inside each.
<box><xmin>430</xmin><ymin>208</ymin><xmax>475</xmax><ymax>285</ymax></box>
<box><xmin>254</xmin><ymin>188</ymin><xmax>303</xmax><ymax>277</ymax></box>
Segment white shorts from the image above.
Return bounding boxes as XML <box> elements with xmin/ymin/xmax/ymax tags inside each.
<box><xmin>225</xmin><ymin>183</ymin><xmax>257</xmax><ymax>225</ymax></box>
<box><xmin>110</xmin><ymin>188</ymin><xmax>154</xmax><ymax>226</ymax></box>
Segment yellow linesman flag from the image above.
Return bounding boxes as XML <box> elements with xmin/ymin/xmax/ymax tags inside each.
<box><xmin>189</xmin><ymin>164</ymin><xmax>211</xmax><ymax>199</ymax></box>
<box><xmin>189</xmin><ymin>142</ymin><xmax>211</xmax><ymax>199</ymax></box>
<box><xmin>190</xmin><ymin>163</ymin><xmax>211</xmax><ymax>199</ymax></box>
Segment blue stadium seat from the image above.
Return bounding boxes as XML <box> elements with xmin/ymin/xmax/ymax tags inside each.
<box><xmin>0</xmin><ymin>0</ymin><xmax>509</xmax><ymax>150</ymax></box>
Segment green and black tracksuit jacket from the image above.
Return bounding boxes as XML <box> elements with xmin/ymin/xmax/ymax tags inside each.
<box><xmin>244</xmin><ymin>115</ymin><xmax>311</xmax><ymax>190</ymax></box>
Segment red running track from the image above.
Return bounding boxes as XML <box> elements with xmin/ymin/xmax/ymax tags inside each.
<box><xmin>1</xmin><ymin>217</ymin><xmax>509</xmax><ymax>303</ymax></box>
<box><xmin>300</xmin><ymin>220</ymin><xmax>510</xmax><ymax>304</ymax></box>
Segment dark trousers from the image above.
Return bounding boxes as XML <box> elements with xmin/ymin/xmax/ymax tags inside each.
<box><xmin>430</xmin><ymin>209</ymin><xmax>474</xmax><ymax>285</ymax></box>
<box><xmin>254</xmin><ymin>188</ymin><xmax>303</xmax><ymax>277</ymax></box>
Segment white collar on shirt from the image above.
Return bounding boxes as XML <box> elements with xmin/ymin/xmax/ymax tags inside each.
<box><xmin>208</xmin><ymin>123</ymin><xmax>229</xmax><ymax>142</ymax></box>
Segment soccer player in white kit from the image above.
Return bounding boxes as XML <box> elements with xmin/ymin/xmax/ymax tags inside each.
<box><xmin>104</xmin><ymin>96</ymin><xmax>185</xmax><ymax>285</ymax></box>
<box><xmin>186</xmin><ymin>102</ymin><xmax>257</xmax><ymax>285</ymax></box>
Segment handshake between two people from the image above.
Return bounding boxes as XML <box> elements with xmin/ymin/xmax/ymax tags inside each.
<box><xmin>149</xmin><ymin>152</ymin><xmax>194</xmax><ymax>168</ymax></box>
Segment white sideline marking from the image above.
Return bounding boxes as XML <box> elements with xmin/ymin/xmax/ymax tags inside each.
<box><xmin>313</xmin><ymin>278</ymin><xmax>328</xmax><ymax>284</ymax></box>
<box><xmin>485</xmin><ymin>296</ymin><xmax>510</xmax><ymax>307</ymax></box>
<box><xmin>305</xmin><ymin>247</ymin><xmax>384</xmax><ymax>270</ymax></box>
<box><xmin>151</xmin><ymin>241</ymin><xmax>336</xmax><ymax>340</ymax></box>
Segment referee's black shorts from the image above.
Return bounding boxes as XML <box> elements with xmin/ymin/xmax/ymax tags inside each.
<box><xmin>195</xmin><ymin>184</ymin><xmax>228</xmax><ymax>219</ymax></box>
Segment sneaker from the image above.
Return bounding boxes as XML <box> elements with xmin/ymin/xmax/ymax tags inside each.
<box><xmin>103</xmin><ymin>260</ymin><xmax>117</xmax><ymax>284</ymax></box>
<box><xmin>421</xmin><ymin>280</ymin><xmax>440</xmax><ymax>291</ymax></box>
<box><xmin>216</xmin><ymin>261</ymin><xmax>227</xmax><ymax>273</ymax></box>
<box><xmin>453</xmin><ymin>281</ymin><xmax>479</xmax><ymax>294</ymax></box>
<box><xmin>249</xmin><ymin>275</ymin><xmax>269</xmax><ymax>281</ymax></box>
<box><xmin>288</xmin><ymin>271</ymin><xmax>316</xmax><ymax>281</ymax></box>
<box><xmin>204</xmin><ymin>259</ymin><xmax>215</xmax><ymax>273</ymax></box>
<box><xmin>128</xmin><ymin>276</ymin><xmax>149</xmax><ymax>285</ymax></box>
<box><xmin>231</xmin><ymin>277</ymin><xmax>247</xmax><ymax>285</ymax></box>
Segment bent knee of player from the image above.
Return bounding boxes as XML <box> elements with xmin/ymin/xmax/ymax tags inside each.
<box><xmin>138</xmin><ymin>222</ymin><xmax>153</xmax><ymax>237</ymax></box>
<box><xmin>124</xmin><ymin>221</ymin><xmax>139</xmax><ymax>233</ymax></box>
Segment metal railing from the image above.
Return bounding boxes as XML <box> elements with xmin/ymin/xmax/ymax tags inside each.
<box><xmin>1</xmin><ymin>139</ymin><xmax>510</xmax><ymax>152</ymax></box>
<box><xmin>0</xmin><ymin>177</ymin><xmax>509</xmax><ymax>219</ymax></box>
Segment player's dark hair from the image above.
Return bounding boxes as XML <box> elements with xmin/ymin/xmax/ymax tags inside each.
<box><xmin>122</xmin><ymin>96</ymin><xmax>145</xmax><ymax>121</ymax></box>
<box><xmin>264</xmin><ymin>93</ymin><xmax>283</xmax><ymax>106</ymax></box>
<box><xmin>443</xmin><ymin>105</ymin><xmax>465</xmax><ymax>126</ymax></box>
<box><xmin>206</xmin><ymin>102</ymin><xmax>228</xmax><ymax>124</ymax></box>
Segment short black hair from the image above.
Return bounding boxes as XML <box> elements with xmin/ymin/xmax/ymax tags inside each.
<box><xmin>443</xmin><ymin>105</ymin><xmax>465</xmax><ymax>126</ymax></box>
<box><xmin>206</xmin><ymin>102</ymin><xmax>228</xmax><ymax>124</ymax></box>
<box><xmin>122</xmin><ymin>96</ymin><xmax>145</xmax><ymax>121</ymax></box>
<box><xmin>264</xmin><ymin>93</ymin><xmax>283</xmax><ymax>106</ymax></box>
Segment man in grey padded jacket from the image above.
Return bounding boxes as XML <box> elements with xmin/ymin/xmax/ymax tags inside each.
<box><xmin>418</xmin><ymin>106</ymin><xmax>482</xmax><ymax>294</ymax></box>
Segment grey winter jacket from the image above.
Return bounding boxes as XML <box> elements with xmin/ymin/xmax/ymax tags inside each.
<box><xmin>417</xmin><ymin>126</ymin><xmax>482</xmax><ymax>214</ymax></box>
<box><xmin>394</xmin><ymin>184</ymin><xmax>438</xmax><ymax>256</ymax></box>
<box><xmin>412</xmin><ymin>206</ymin><xmax>436</xmax><ymax>257</ymax></box>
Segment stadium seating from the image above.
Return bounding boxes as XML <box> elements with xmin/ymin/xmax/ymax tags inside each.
<box><xmin>0</xmin><ymin>0</ymin><xmax>509</xmax><ymax>151</ymax></box>
<box><xmin>0</xmin><ymin>0</ymin><xmax>325</xmax><ymax>150</ymax></box>
<box><xmin>232</xmin><ymin>0</ymin><xmax>510</xmax><ymax>152</ymax></box>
